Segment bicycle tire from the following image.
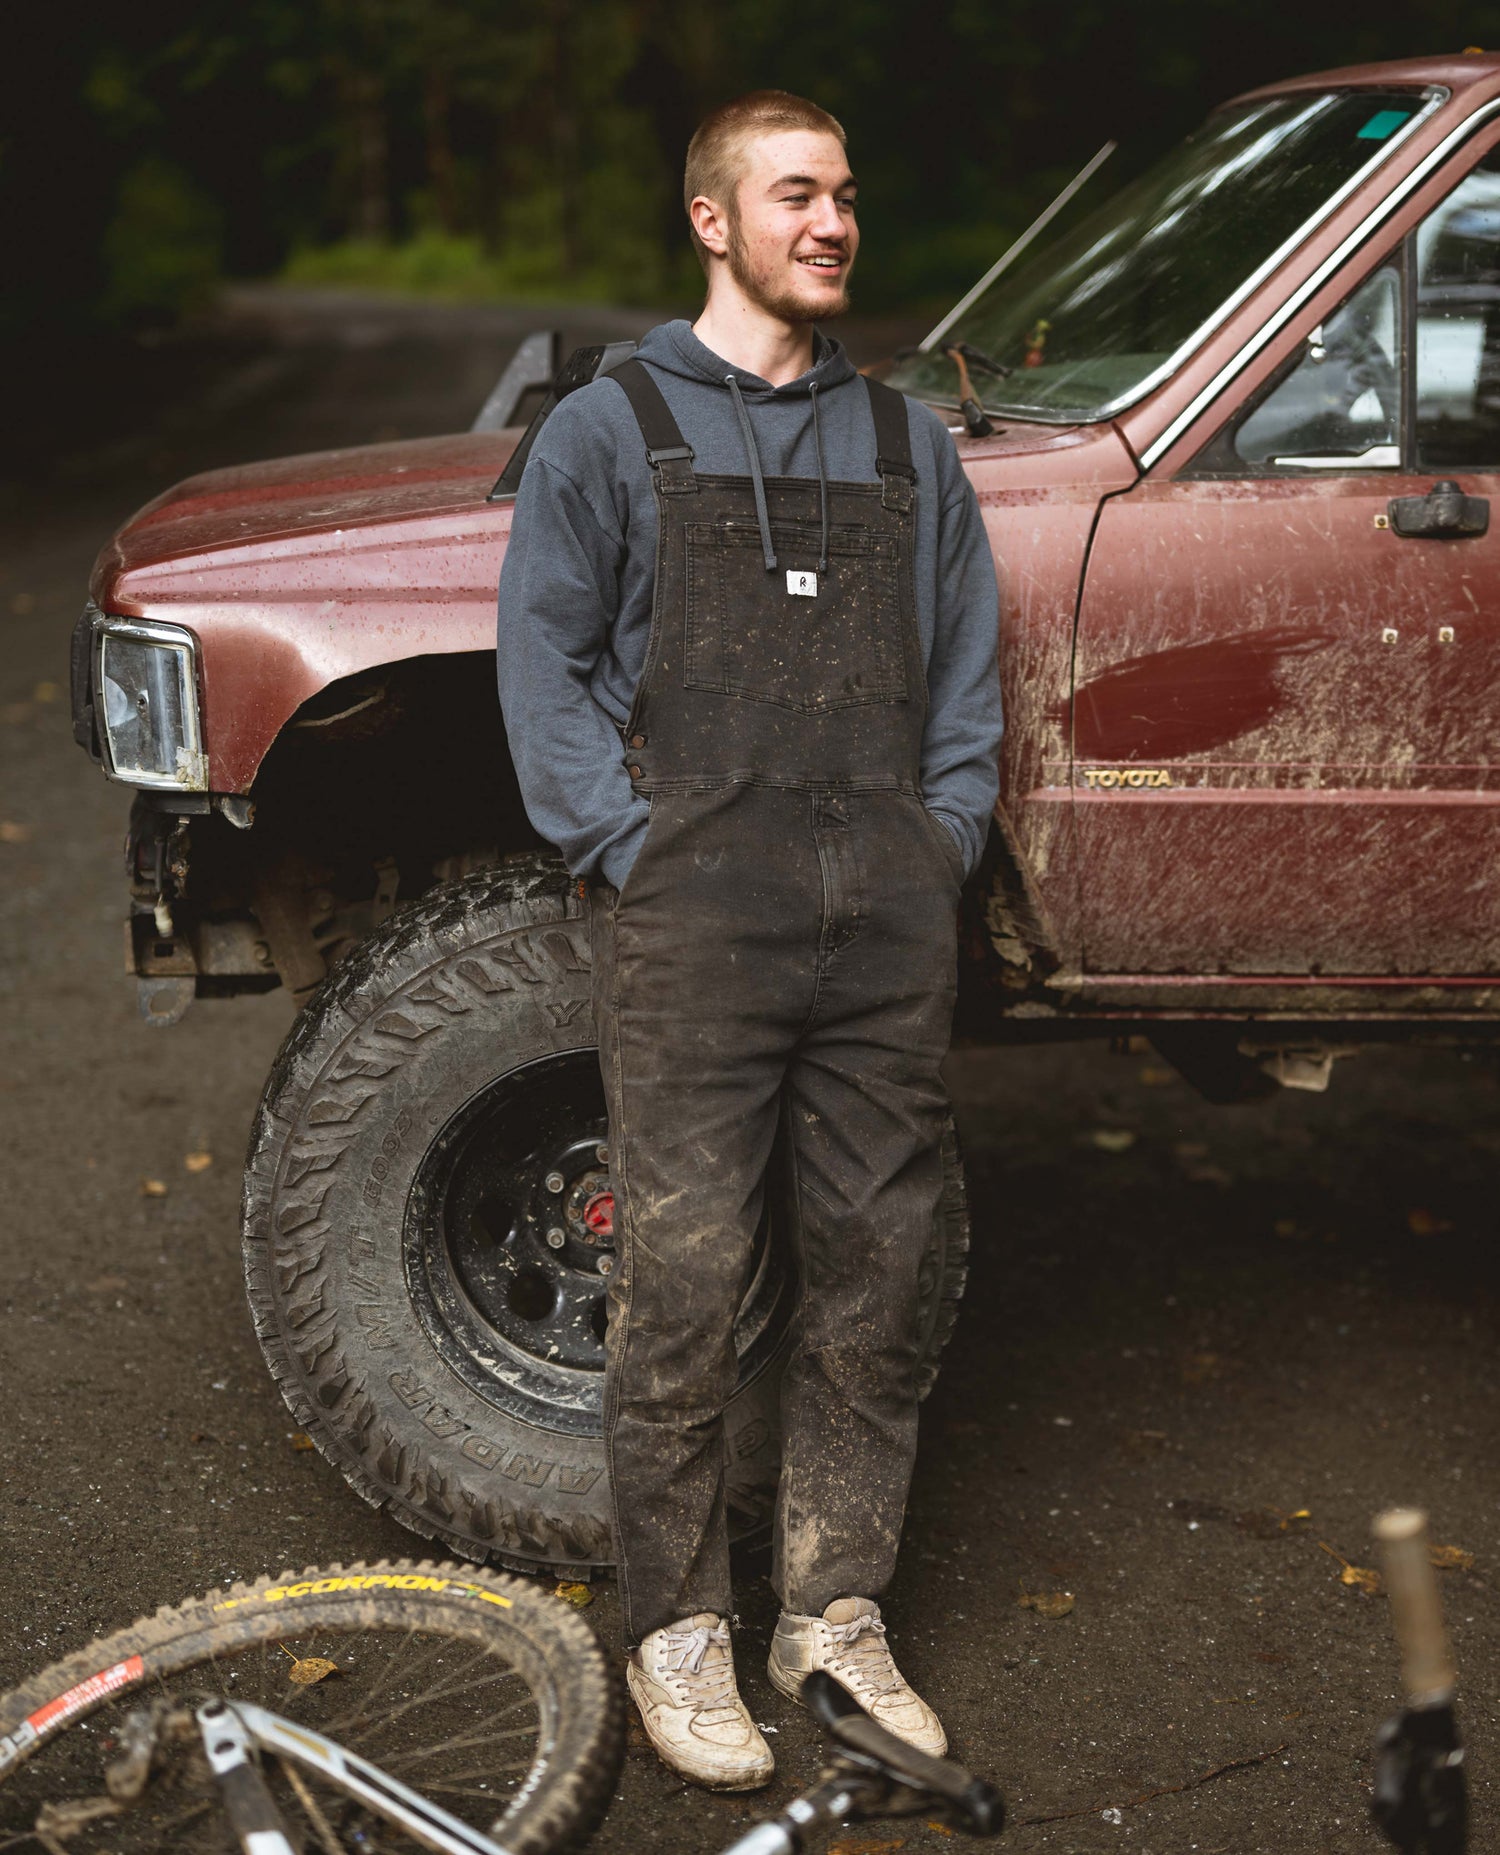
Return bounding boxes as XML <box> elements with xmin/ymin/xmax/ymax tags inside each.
<box><xmin>0</xmin><ymin>1558</ymin><xmax>622</xmax><ymax>1855</ymax></box>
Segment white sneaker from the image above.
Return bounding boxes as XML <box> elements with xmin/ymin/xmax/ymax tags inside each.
<box><xmin>627</xmin><ymin>1614</ymin><xmax>775</xmax><ymax>1791</ymax></box>
<box><xmin>767</xmin><ymin>1597</ymin><xmax>947</xmax><ymax>1757</ymax></box>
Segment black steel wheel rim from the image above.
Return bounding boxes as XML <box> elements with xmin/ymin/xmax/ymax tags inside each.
<box><xmin>405</xmin><ymin>1049</ymin><xmax>793</xmax><ymax>1436</ymax></box>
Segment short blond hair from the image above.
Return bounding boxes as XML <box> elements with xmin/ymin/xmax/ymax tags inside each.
<box><xmin>684</xmin><ymin>90</ymin><xmax>847</xmax><ymax>273</ymax></box>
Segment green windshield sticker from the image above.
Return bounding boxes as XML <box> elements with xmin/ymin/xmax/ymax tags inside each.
<box><xmin>1357</xmin><ymin>109</ymin><xmax>1411</xmax><ymax>141</ymax></box>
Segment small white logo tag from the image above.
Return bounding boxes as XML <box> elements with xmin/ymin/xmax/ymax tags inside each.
<box><xmin>786</xmin><ymin>570</ymin><xmax>818</xmax><ymax>598</ymax></box>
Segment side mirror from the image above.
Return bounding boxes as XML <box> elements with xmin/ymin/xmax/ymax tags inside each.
<box><xmin>488</xmin><ymin>340</ymin><xmax>638</xmax><ymax>501</ymax></box>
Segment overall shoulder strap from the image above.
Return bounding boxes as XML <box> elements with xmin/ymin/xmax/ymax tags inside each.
<box><xmin>864</xmin><ymin>375</ymin><xmax>916</xmax><ymax>512</ymax></box>
<box><xmin>609</xmin><ymin>358</ymin><xmax>697</xmax><ymax>492</ymax></box>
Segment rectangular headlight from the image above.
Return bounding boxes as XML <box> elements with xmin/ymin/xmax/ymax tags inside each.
<box><xmin>93</xmin><ymin>618</ymin><xmax>207</xmax><ymax>790</ymax></box>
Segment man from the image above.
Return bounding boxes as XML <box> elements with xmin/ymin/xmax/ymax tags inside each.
<box><xmin>497</xmin><ymin>90</ymin><xmax>1002</xmax><ymax>1790</ymax></box>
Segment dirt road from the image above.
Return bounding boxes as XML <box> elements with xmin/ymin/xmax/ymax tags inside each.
<box><xmin>2</xmin><ymin>292</ymin><xmax>1496</xmax><ymax>1854</ymax></box>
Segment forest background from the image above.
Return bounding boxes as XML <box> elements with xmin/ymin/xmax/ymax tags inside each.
<box><xmin>10</xmin><ymin>1</ymin><xmax>1500</xmax><ymax>358</ymax></box>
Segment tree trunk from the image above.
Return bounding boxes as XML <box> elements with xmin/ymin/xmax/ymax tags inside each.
<box><xmin>424</xmin><ymin>66</ymin><xmax>458</xmax><ymax>234</ymax></box>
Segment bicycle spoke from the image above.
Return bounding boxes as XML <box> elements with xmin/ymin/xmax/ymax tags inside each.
<box><xmin>339</xmin><ymin>1650</ymin><xmax>531</xmax><ymax>1749</ymax></box>
<box><xmin>280</xmin><ymin>1758</ymin><xmax>344</xmax><ymax>1855</ymax></box>
<box><xmin>379</xmin><ymin>1722</ymin><xmax>542</xmax><ymax>1772</ymax></box>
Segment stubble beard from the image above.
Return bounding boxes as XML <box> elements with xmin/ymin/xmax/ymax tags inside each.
<box><xmin>725</xmin><ymin>216</ymin><xmax>852</xmax><ymax>323</ymax></box>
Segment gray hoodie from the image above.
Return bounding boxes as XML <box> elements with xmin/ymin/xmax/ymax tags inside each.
<box><xmin>496</xmin><ymin>319</ymin><xmax>1002</xmax><ymax>889</ymax></box>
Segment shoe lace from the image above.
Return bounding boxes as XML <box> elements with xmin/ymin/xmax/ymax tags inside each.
<box><xmin>825</xmin><ymin>1612</ymin><xmax>903</xmax><ymax>1697</ymax></box>
<box><xmin>660</xmin><ymin>1621</ymin><xmax>736</xmax><ymax>1709</ymax></box>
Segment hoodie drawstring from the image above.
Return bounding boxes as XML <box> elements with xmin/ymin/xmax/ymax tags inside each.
<box><xmin>726</xmin><ymin>371</ymin><xmax>832</xmax><ymax>579</ymax></box>
<box><xmin>726</xmin><ymin>375</ymin><xmax>778</xmax><ymax>572</ymax></box>
<box><xmin>810</xmin><ymin>381</ymin><xmax>830</xmax><ymax>575</ymax></box>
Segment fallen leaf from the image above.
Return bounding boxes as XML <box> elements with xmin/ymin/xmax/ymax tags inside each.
<box><xmin>286</xmin><ymin>1655</ymin><xmax>339</xmax><ymax>1687</ymax></box>
<box><xmin>553</xmin><ymin>1582</ymin><xmax>594</xmax><ymax>1609</ymax></box>
<box><xmin>1089</xmin><ymin>1128</ymin><xmax>1137</xmax><ymax>1153</ymax></box>
<box><xmin>924</xmin><ymin>1827</ymin><xmax>955</xmax><ymax>1839</ymax></box>
<box><xmin>1018</xmin><ymin>1589</ymin><xmax>1075</xmax><ymax>1619</ymax></box>
<box><xmin>1138</xmin><ymin>1065</ymin><xmax>1176</xmax><ymax>1086</ymax></box>
<box><xmin>1184</xmin><ymin>1162</ymin><xmax>1233</xmax><ymax>1188</ymax></box>
<box><xmin>86</xmin><ymin>1274</ymin><xmax>129</xmax><ymax>1294</ymax></box>
<box><xmin>1253</xmin><ymin>1651</ymin><xmax>1291</xmax><ymax>1665</ymax></box>
<box><xmin>1407</xmin><ymin>1208</ymin><xmax>1453</xmax><ymax>1237</ymax></box>
<box><xmin>1318</xmin><ymin>1540</ymin><xmax>1380</xmax><ymax>1594</ymax></box>
<box><xmin>33</xmin><ymin>680</ymin><xmax>58</xmax><ymax>703</ymax></box>
<box><xmin>183</xmin><ymin>1151</ymin><xmax>213</xmax><ymax>1173</ymax></box>
<box><xmin>0</xmin><ymin>821</ymin><xmax>31</xmax><ymax>843</ymax></box>
<box><xmin>1430</xmin><ymin>1543</ymin><xmax>1475</xmax><ymax>1572</ymax></box>
<box><xmin>289</xmin><ymin>1431</ymin><xmax>315</xmax><ymax>1452</ymax></box>
<box><xmin>1236</xmin><ymin>1506</ymin><xmax>1311</xmax><ymax>1540</ymax></box>
<box><xmin>139</xmin><ymin>1178</ymin><xmax>168</xmax><ymax>1198</ymax></box>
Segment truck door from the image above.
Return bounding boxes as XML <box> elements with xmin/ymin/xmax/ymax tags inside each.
<box><xmin>1072</xmin><ymin>150</ymin><xmax>1500</xmax><ymax>979</ymax></box>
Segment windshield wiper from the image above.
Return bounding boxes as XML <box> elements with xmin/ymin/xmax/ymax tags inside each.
<box><xmin>887</xmin><ymin>342</ymin><xmax>1009</xmax><ymax>436</ymax></box>
<box><xmin>946</xmin><ymin>340</ymin><xmax>1011</xmax><ymax>381</ymax></box>
<box><xmin>942</xmin><ymin>346</ymin><xmax>996</xmax><ymax>438</ymax></box>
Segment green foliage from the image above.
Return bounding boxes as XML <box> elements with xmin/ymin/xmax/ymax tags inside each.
<box><xmin>283</xmin><ymin>226</ymin><xmax>679</xmax><ymax>305</ymax></box>
<box><xmin>101</xmin><ymin>157</ymin><xmax>223</xmax><ymax>325</ymax></box>
<box><xmin>14</xmin><ymin>0</ymin><xmax>1500</xmax><ymax>340</ymax></box>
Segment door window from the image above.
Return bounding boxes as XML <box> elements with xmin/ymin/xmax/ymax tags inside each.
<box><xmin>1415</xmin><ymin>146</ymin><xmax>1500</xmax><ymax>468</ymax></box>
<box><xmin>1190</xmin><ymin>138</ymin><xmax>1500</xmax><ymax>478</ymax></box>
<box><xmin>1232</xmin><ymin>266</ymin><xmax>1402</xmax><ymax>468</ymax></box>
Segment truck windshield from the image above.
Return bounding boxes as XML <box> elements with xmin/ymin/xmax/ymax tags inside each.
<box><xmin>887</xmin><ymin>88</ymin><xmax>1438</xmax><ymax>424</ymax></box>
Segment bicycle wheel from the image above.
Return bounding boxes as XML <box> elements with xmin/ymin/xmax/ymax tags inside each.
<box><xmin>0</xmin><ymin>1559</ymin><xmax>622</xmax><ymax>1855</ymax></box>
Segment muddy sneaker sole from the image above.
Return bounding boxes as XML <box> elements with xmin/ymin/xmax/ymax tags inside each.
<box><xmin>625</xmin><ymin>1663</ymin><xmax>775</xmax><ymax>1792</ymax></box>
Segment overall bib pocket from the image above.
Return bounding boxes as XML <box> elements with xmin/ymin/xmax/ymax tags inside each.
<box><xmin>684</xmin><ymin>522</ymin><xmax>906</xmax><ymax>714</ymax></box>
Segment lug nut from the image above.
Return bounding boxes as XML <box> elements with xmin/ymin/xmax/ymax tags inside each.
<box><xmin>545</xmin><ymin>1172</ymin><xmax>565</xmax><ymax>1193</ymax></box>
<box><xmin>596</xmin><ymin>1144</ymin><xmax>610</xmax><ymax>1166</ymax></box>
<box><xmin>597</xmin><ymin>1255</ymin><xmax>615</xmax><ymax>1275</ymax></box>
<box><xmin>545</xmin><ymin>1227</ymin><xmax>566</xmax><ymax>1249</ymax></box>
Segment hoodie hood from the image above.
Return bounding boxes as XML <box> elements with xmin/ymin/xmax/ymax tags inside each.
<box><xmin>633</xmin><ymin>320</ymin><xmax>859</xmax><ymax>573</ymax></box>
<box><xmin>634</xmin><ymin>319</ymin><xmax>859</xmax><ymax>400</ymax></box>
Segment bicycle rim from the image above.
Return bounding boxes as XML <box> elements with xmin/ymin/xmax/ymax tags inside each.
<box><xmin>0</xmin><ymin>1559</ymin><xmax>622</xmax><ymax>1855</ymax></box>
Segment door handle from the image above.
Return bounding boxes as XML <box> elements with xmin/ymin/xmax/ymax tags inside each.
<box><xmin>1387</xmin><ymin>479</ymin><xmax>1489</xmax><ymax>539</ymax></box>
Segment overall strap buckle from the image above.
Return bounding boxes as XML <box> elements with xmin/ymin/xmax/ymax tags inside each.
<box><xmin>865</xmin><ymin>375</ymin><xmax>916</xmax><ymax>515</ymax></box>
<box><xmin>613</xmin><ymin>359</ymin><xmax>699</xmax><ymax>494</ymax></box>
<box><xmin>877</xmin><ymin>457</ymin><xmax>916</xmax><ymax>513</ymax></box>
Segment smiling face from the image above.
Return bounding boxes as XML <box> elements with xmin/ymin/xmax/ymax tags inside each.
<box><xmin>698</xmin><ymin>128</ymin><xmax>859</xmax><ymax>325</ymax></box>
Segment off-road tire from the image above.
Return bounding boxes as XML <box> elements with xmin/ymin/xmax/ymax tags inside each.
<box><xmin>0</xmin><ymin>1558</ymin><xmax>622</xmax><ymax>1855</ymax></box>
<box><xmin>244</xmin><ymin>855</ymin><xmax>970</xmax><ymax>1575</ymax></box>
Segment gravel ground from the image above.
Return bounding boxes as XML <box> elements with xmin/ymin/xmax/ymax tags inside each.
<box><xmin>1</xmin><ymin>290</ymin><xmax>1496</xmax><ymax>1855</ymax></box>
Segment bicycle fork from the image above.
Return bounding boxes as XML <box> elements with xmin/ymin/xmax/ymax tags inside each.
<box><xmin>196</xmin><ymin>1698</ymin><xmax>516</xmax><ymax>1855</ymax></box>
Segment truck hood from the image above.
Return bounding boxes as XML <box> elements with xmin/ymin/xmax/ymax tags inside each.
<box><xmin>105</xmin><ymin>431</ymin><xmax>516</xmax><ymax>578</ymax></box>
<box><xmin>88</xmin><ymin>408</ymin><xmax>1132</xmax><ymax>796</ymax></box>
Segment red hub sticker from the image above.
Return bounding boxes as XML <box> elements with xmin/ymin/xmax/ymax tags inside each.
<box><xmin>583</xmin><ymin>1191</ymin><xmax>615</xmax><ymax>1238</ymax></box>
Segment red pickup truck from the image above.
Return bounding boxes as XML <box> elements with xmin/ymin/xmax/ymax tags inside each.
<box><xmin>71</xmin><ymin>54</ymin><xmax>1500</xmax><ymax>1575</ymax></box>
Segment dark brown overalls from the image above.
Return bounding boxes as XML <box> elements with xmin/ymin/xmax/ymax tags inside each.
<box><xmin>590</xmin><ymin>360</ymin><xmax>964</xmax><ymax>1645</ymax></box>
